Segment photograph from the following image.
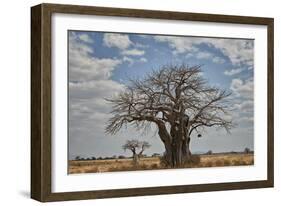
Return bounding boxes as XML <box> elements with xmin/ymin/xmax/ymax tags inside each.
<box><xmin>30</xmin><ymin>3</ymin><xmax>273</xmax><ymax>201</ymax></box>
<box><xmin>68</xmin><ymin>30</ymin><xmax>254</xmax><ymax>174</ymax></box>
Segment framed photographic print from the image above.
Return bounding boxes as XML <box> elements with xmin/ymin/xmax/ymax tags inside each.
<box><xmin>31</xmin><ymin>3</ymin><xmax>274</xmax><ymax>202</ymax></box>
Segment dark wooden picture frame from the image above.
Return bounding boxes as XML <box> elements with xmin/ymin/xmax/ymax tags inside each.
<box><xmin>31</xmin><ymin>3</ymin><xmax>274</xmax><ymax>202</ymax></box>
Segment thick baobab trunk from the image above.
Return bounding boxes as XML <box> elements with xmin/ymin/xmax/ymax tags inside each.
<box><xmin>158</xmin><ymin>119</ymin><xmax>192</xmax><ymax>167</ymax></box>
<box><xmin>167</xmin><ymin>137</ymin><xmax>191</xmax><ymax>167</ymax></box>
<box><xmin>161</xmin><ymin>139</ymin><xmax>191</xmax><ymax>167</ymax></box>
<box><xmin>181</xmin><ymin>137</ymin><xmax>192</xmax><ymax>163</ymax></box>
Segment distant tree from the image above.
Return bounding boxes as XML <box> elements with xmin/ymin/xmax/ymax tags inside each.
<box><xmin>206</xmin><ymin>150</ymin><xmax>213</xmax><ymax>155</ymax></box>
<box><xmin>118</xmin><ymin>155</ymin><xmax>126</xmax><ymax>159</ymax></box>
<box><xmin>97</xmin><ymin>157</ymin><xmax>103</xmax><ymax>160</ymax></box>
<box><xmin>75</xmin><ymin>156</ymin><xmax>80</xmax><ymax>160</ymax></box>
<box><xmin>106</xmin><ymin>64</ymin><xmax>234</xmax><ymax>167</ymax></box>
<box><xmin>244</xmin><ymin>147</ymin><xmax>251</xmax><ymax>154</ymax></box>
<box><xmin>122</xmin><ymin>139</ymin><xmax>151</xmax><ymax>165</ymax></box>
<box><xmin>91</xmin><ymin>156</ymin><xmax>96</xmax><ymax>160</ymax></box>
<box><xmin>152</xmin><ymin>153</ymin><xmax>161</xmax><ymax>157</ymax></box>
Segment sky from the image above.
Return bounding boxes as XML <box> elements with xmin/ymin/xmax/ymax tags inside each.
<box><xmin>68</xmin><ymin>30</ymin><xmax>254</xmax><ymax>160</ymax></box>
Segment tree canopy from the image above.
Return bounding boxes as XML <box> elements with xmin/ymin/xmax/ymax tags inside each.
<box><xmin>122</xmin><ymin>139</ymin><xmax>151</xmax><ymax>156</ymax></box>
<box><xmin>106</xmin><ymin>64</ymin><xmax>234</xmax><ymax>167</ymax></box>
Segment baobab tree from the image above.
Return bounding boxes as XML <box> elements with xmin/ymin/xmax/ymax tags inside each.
<box><xmin>106</xmin><ymin>64</ymin><xmax>233</xmax><ymax>167</ymax></box>
<box><xmin>244</xmin><ymin>147</ymin><xmax>251</xmax><ymax>154</ymax></box>
<box><xmin>122</xmin><ymin>139</ymin><xmax>151</xmax><ymax>165</ymax></box>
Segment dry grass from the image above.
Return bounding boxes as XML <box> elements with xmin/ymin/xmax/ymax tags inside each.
<box><xmin>69</xmin><ymin>153</ymin><xmax>254</xmax><ymax>174</ymax></box>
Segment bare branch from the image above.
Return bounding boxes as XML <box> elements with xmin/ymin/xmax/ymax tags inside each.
<box><xmin>105</xmin><ymin>63</ymin><xmax>234</xmax><ymax>141</ymax></box>
<box><xmin>122</xmin><ymin>139</ymin><xmax>151</xmax><ymax>155</ymax></box>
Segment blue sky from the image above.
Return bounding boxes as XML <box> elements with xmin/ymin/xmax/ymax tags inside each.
<box><xmin>68</xmin><ymin>30</ymin><xmax>254</xmax><ymax>160</ymax></box>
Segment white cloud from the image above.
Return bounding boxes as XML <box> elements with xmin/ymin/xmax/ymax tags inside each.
<box><xmin>153</xmin><ymin>35</ymin><xmax>253</xmax><ymax>67</ymax></box>
<box><xmin>69</xmin><ymin>31</ymin><xmax>125</xmax><ymax>124</ymax></box>
<box><xmin>103</xmin><ymin>33</ymin><xmax>132</xmax><ymax>50</ymax></box>
<box><xmin>234</xmin><ymin>100</ymin><xmax>253</xmax><ymax>113</ymax></box>
<box><xmin>195</xmin><ymin>51</ymin><xmax>225</xmax><ymax>64</ymax></box>
<box><xmin>69</xmin><ymin>33</ymin><xmax>93</xmax><ymax>54</ymax></box>
<box><xmin>69</xmin><ymin>79</ymin><xmax>124</xmax><ymax>92</ymax></box>
<box><xmin>121</xmin><ymin>49</ymin><xmax>145</xmax><ymax>56</ymax></box>
<box><xmin>140</xmin><ymin>57</ymin><xmax>148</xmax><ymax>63</ymax></box>
<box><xmin>122</xmin><ymin>56</ymin><xmax>147</xmax><ymax>66</ymax></box>
<box><xmin>69</xmin><ymin>32</ymin><xmax>126</xmax><ymax>148</ymax></box>
<box><xmin>135</xmin><ymin>42</ymin><xmax>149</xmax><ymax>48</ymax></box>
<box><xmin>103</xmin><ymin>33</ymin><xmax>148</xmax><ymax>59</ymax></box>
<box><xmin>152</xmin><ymin>36</ymin><xmax>228</xmax><ymax>64</ymax></box>
<box><xmin>78</xmin><ymin>33</ymin><xmax>94</xmax><ymax>43</ymax></box>
<box><xmin>123</xmin><ymin>56</ymin><xmax>134</xmax><ymax>66</ymax></box>
<box><xmin>224</xmin><ymin>68</ymin><xmax>243</xmax><ymax>76</ymax></box>
<box><xmin>154</xmin><ymin>35</ymin><xmax>199</xmax><ymax>54</ymax></box>
<box><xmin>69</xmin><ymin>34</ymin><xmax>121</xmax><ymax>81</ymax></box>
<box><xmin>213</xmin><ymin>56</ymin><xmax>225</xmax><ymax>64</ymax></box>
<box><xmin>238</xmin><ymin>116</ymin><xmax>254</xmax><ymax>124</ymax></box>
<box><xmin>69</xmin><ymin>80</ymin><xmax>125</xmax><ymax>111</ymax></box>
<box><xmin>69</xmin><ymin>55</ymin><xmax>121</xmax><ymax>81</ymax></box>
<box><xmin>186</xmin><ymin>53</ymin><xmax>193</xmax><ymax>58</ymax></box>
<box><xmin>206</xmin><ymin>38</ymin><xmax>254</xmax><ymax>67</ymax></box>
<box><xmin>138</xmin><ymin>35</ymin><xmax>151</xmax><ymax>39</ymax></box>
<box><xmin>230</xmin><ymin>78</ymin><xmax>253</xmax><ymax>99</ymax></box>
<box><xmin>229</xmin><ymin>78</ymin><xmax>254</xmax><ymax>129</ymax></box>
<box><xmin>196</xmin><ymin>51</ymin><xmax>212</xmax><ymax>59</ymax></box>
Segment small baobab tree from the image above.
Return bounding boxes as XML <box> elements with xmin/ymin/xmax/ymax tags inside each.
<box><xmin>122</xmin><ymin>139</ymin><xmax>151</xmax><ymax>165</ymax></box>
<box><xmin>106</xmin><ymin>64</ymin><xmax>234</xmax><ymax>167</ymax></box>
<box><xmin>244</xmin><ymin>147</ymin><xmax>251</xmax><ymax>154</ymax></box>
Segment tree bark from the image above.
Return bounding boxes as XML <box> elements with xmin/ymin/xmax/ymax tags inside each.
<box><xmin>160</xmin><ymin>135</ymin><xmax>192</xmax><ymax>167</ymax></box>
<box><xmin>157</xmin><ymin>120</ymin><xmax>192</xmax><ymax>167</ymax></box>
<box><xmin>182</xmin><ymin>137</ymin><xmax>191</xmax><ymax>163</ymax></box>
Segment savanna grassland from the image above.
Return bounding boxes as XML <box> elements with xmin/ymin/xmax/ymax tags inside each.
<box><xmin>69</xmin><ymin>153</ymin><xmax>254</xmax><ymax>174</ymax></box>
